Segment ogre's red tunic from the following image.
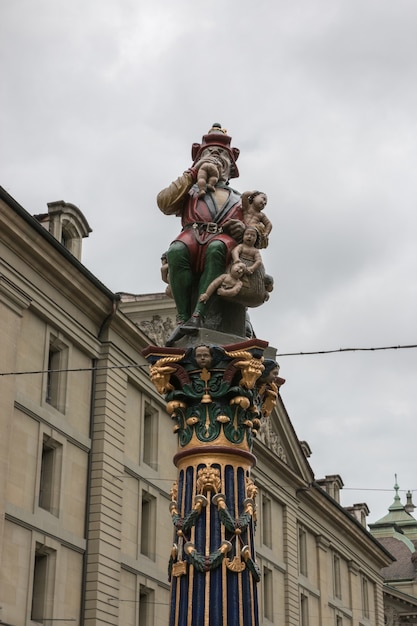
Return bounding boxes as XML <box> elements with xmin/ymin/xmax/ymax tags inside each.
<box><xmin>157</xmin><ymin>171</ymin><xmax>243</xmax><ymax>274</ymax></box>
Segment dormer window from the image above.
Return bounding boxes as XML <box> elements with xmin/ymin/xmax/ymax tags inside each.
<box><xmin>34</xmin><ymin>200</ymin><xmax>92</xmax><ymax>261</ymax></box>
<box><xmin>61</xmin><ymin>227</ymin><xmax>71</xmax><ymax>249</ymax></box>
<box><xmin>59</xmin><ymin>218</ymin><xmax>83</xmax><ymax>256</ymax></box>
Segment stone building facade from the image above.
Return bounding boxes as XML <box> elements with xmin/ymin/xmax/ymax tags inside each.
<box><xmin>0</xmin><ymin>189</ymin><xmax>176</xmax><ymax>626</ymax></box>
<box><xmin>0</xmin><ymin>186</ymin><xmax>400</xmax><ymax>625</ymax></box>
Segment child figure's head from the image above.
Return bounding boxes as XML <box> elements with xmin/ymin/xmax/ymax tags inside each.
<box><xmin>242</xmin><ymin>227</ymin><xmax>259</xmax><ymax>246</ymax></box>
<box><xmin>264</xmin><ymin>274</ymin><xmax>274</xmax><ymax>292</ymax></box>
<box><xmin>230</xmin><ymin>262</ymin><xmax>246</xmax><ymax>278</ymax></box>
<box><xmin>248</xmin><ymin>191</ymin><xmax>267</xmax><ymax>211</ymax></box>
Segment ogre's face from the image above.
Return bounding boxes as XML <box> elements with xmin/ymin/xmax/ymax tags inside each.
<box><xmin>200</xmin><ymin>147</ymin><xmax>232</xmax><ymax>181</ymax></box>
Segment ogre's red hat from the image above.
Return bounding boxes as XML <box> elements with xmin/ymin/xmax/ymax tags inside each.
<box><xmin>191</xmin><ymin>123</ymin><xmax>240</xmax><ymax>178</ymax></box>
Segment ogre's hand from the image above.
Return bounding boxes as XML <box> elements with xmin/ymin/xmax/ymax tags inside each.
<box><xmin>222</xmin><ymin>219</ymin><xmax>245</xmax><ymax>241</ymax></box>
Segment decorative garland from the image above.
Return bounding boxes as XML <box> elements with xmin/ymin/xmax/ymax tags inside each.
<box><xmin>218</xmin><ymin>506</ymin><xmax>252</xmax><ymax>534</ymax></box>
<box><xmin>186</xmin><ymin>543</ymin><xmax>230</xmax><ymax>573</ymax></box>
<box><xmin>171</xmin><ymin>508</ymin><xmax>201</xmax><ymax>534</ymax></box>
<box><xmin>244</xmin><ymin>555</ymin><xmax>261</xmax><ymax>583</ymax></box>
<box><xmin>169</xmin><ymin>496</ymin><xmax>260</xmax><ymax>581</ymax></box>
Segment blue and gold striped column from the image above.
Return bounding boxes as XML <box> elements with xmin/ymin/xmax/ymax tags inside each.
<box><xmin>143</xmin><ymin>340</ymin><xmax>275</xmax><ymax>626</ymax></box>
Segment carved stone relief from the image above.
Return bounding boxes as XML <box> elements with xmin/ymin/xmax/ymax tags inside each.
<box><xmin>257</xmin><ymin>415</ymin><xmax>287</xmax><ymax>462</ymax></box>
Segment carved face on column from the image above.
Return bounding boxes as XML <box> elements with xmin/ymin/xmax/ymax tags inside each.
<box><xmin>195</xmin><ymin>345</ymin><xmax>213</xmax><ymax>370</ymax></box>
<box><xmin>265</xmin><ymin>367</ymin><xmax>279</xmax><ymax>384</ymax></box>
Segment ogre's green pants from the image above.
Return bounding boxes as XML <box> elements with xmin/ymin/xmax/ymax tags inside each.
<box><xmin>167</xmin><ymin>240</ymin><xmax>227</xmax><ymax>322</ymax></box>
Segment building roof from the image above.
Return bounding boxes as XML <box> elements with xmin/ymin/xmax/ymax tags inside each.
<box><xmin>369</xmin><ymin>478</ymin><xmax>417</xmax><ymax>542</ymax></box>
<box><xmin>368</xmin><ymin>477</ymin><xmax>417</xmax><ymax>595</ymax></box>
<box><xmin>378</xmin><ymin>535</ymin><xmax>417</xmax><ymax>581</ymax></box>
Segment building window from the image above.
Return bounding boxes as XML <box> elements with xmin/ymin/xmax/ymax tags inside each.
<box><xmin>263</xmin><ymin>566</ymin><xmax>273</xmax><ymax>621</ymax></box>
<box><xmin>362</xmin><ymin>576</ymin><xmax>370</xmax><ymax>618</ymax></box>
<box><xmin>61</xmin><ymin>228</ymin><xmax>70</xmax><ymax>249</ymax></box>
<box><xmin>60</xmin><ymin>220</ymin><xmax>79</xmax><ymax>254</ymax></box>
<box><xmin>139</xmin><ymin>585</ymin><xmax>155</xmax><ymax>625</ymax></box>
<box><xmin>333</xmin><ymin>553</ymin><xmax>342</xmax><ymax>599</ymax></box>
<box><xmin>143</xmin><ymin>402</ymin><xmax>158</xmax><ymax>469</ymax></box>
<box><xmin>300</xmin><ymin>593</ymin><xmax>309</xmax><ymax>626</ymax></box>
<box><xmin>31</xmin><ymin>543</ymin><xmax>56</xmax><ymax>623</ymax></box>
<box><xmin>46</xmin><ymin>334</ymin><xmax>68</xmax><ymax>413</ymax></box>
<box><xmin>140</xmin><ymin>491</ymin><xmax>156</xmax><ymax>559</ymax></box>
<box><xmin>298</xmin><ymin>526</ymin><xmax>307</xmax><ymax>576</ymax></box>
<box><xmin>262</xmin><ymin>495</ymin><xmax>272</xmax><ymax>548</ymax></box>
<box><xmin>38</xmin><ymin>435</ymin><xmax>62</xmax><ymax>516</ymax></box>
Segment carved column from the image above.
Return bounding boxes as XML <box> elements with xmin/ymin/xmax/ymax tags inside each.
<box><xmin>143</xmin><ymin>340</ymin><xmax>273</xmax><ymax>626</ymax></box>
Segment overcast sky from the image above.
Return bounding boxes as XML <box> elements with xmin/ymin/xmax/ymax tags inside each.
<box><xmin>2</xmin><ymin>0</ymin><xmax>416</xmax><ymax>524</ymax></box>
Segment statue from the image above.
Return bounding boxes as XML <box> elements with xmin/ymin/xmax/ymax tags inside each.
<box><xmin>241</xmin><ymin>190</ymin><xmax>272</xmax><ymax>249</ymax></box>
<box><xmin>196</xmin><ymin>159</ymin><xmax>220</xmax><ymax>197</ymax></box>
<box><xmin>157</xmin><ymin>123</ymin><xmax>274</xmax><ymax>345</ymax></box>
<box><xmin>199</xmin><ymin>261</ymin><xmax>246</xmax><ymax>303</ymax></box>
<box><xmin>227</xmin><ymin>225</ymin><xmax>273</xmax><ymax>309</ymax></box>
<box><xmin>256</xmin><ymin>359</ymin><xmax>280</xmax><ymax>417</ymax></box>
<box><xmin>231</xmin><ymin>226</ymin><xmax>263</xmax><ymax>275</ymax></box>
<box><xmin>147</xmin><ymin>124</ymin><xmax>282</xmax><ymax>626</ymax></box>
<box><xmin>160</xmin><ymin>251</ymin><xmax>172</xmax><ymax>298</ymax></box>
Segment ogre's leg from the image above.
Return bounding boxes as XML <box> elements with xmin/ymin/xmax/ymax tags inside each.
<box><xmin>166</xmin><ymin>241</ymin><xmax>193</xmax><ymax>323</ymax></box>
<box><xmin>192</xmin><ymin>240</ymin><xmax>227</xmax><ymax>318</ymax></box>
<box><xmin>181</xmin><ymin>240</ymin><xmax>228</xmax><ymax>333</ymax></box>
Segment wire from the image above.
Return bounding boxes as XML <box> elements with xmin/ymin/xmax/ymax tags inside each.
<box><xmin>276</xmin><ymin>343</ymin><xmax>417</xmax><ymax>357</ymax></box>
<box><xmin>0</xmin><ymin>363</ymin><xmax>149</xmax><ymax>377</ymax></box>
<box><xmin>342</xmin><ymin>487</ymin><xmax>416</xmax><ymax>493</ymax></box>
<box><xmin>0</xmin><ymin>343</ymin><xmax>416</xmax><ymax>377</ymax></box>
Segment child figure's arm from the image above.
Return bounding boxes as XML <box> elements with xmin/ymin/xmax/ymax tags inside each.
<box><xmin>245</xmin><ymin>250</ymin><xmax>262</xmax><ymax>275</ymax></box>
<box><xmin>217</xmin><ymin>280</ymin><xmax>242</xmax><ymax>297</ymax></box>
<box><xmin>260</xmin><ymin>213</ymin><xmax>273</xmax><ymax>235</ymax></box>
<box><xmin>241</xmin><ymin>191</ymin><xmax>252</xmax><ymax>210</ymax></box>
<box><xmin>199</xmin><ymin>274</ymin><xmax>226</xmax><ymax>302</ymax></box>
<box><xmin>231</xmin><ymin>244</ymin><xmax>243</xmax><ymax>263</ymax></box>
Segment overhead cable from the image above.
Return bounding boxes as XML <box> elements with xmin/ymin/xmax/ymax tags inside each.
<box><xmin>0</xmin><ymin>343</ymin><xmax>416</xmax><ymax>377</ymax></box>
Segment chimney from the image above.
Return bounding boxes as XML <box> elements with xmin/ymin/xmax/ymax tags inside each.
<box><xmin>316</xmin><ymin>474</ymin><xmax>344</xmax><ymax>504</ymax></box>
<box><xmin>345</xmin><ymin>502</ymin><xmax>370</xmax><ymax>527</ymax></box>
